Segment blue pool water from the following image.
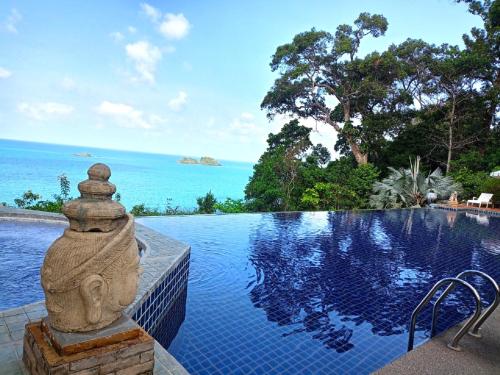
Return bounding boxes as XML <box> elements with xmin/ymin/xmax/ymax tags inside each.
<box><xmin>0</xmin><ymin>219</ymin><xmax>66</xmax><ymax>310</ymax></box>
<box><xmin>139</xmin><ymin>209</ymin><xmax>500</xmax><ymax>375</ymax></box>
<box><xmin>0</xmin><ymin>139</ymin><xmax>253</xmax><ymax>210</ymax></box>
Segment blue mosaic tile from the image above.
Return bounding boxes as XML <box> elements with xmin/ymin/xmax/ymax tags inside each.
<box><xmin>139</xmin><ymin>209</ymin><xmax>500</xmax><ymax>375</ymax></box>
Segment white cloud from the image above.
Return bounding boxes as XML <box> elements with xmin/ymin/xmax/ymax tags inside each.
<box><xmin>61</xmin><ymin>77</ymin><xmax>76</xmax><ymax>90</ymax></box>
<box><xmin>4</xmin><ymin>8</ymin><xmax>21</xmax><ymax>34</ymax></box>
<box><xmin>109</xmin><ymin>31</ymin><xmax>124</xmax><ymax>42</ymax></box>
<box><xmin>141</xmin><ymin>3</ymin><xmax>161</xmax><ymax>23</ymax></box>
<box><xmin>95</xmin><ymin>101</ymin><xmax>165</xmax><ymax>129</ymax></box>
<box><xmin>140</xmin><ymin>3</ymin><xmax>191</xmax><ymax>40</ymax></box>
<box><xmin>128</xmin><ymin>26</ymin><xmax>137</xmax><ymax>34</ymax></box>
<box><xmin>240</xmin><ymin>112</ymin><xmax>254</xmax><ymax>121</ymax></box>
<box><xmin>168</xmin><ymin>91</ymin><xmax>188</xmax><ymax>111</ymax></box>
<box><xmin>0</xmin><ymin>67</ymin><xmax>12</xmax><ymax>78</ymax></box>
<box><xmin>159</xmin><ymin>13</ymin><xmax>190</xmax><ymax>40</ymax></box>
<box><xmin>125</xmin><ymin>41</ymin><xmax>162</xmax><ymax>83</ymax></box>
<box><xmin>17</xmin><ymin>102</ymin><xmax>74</xmax><ymax>121</ymax></box>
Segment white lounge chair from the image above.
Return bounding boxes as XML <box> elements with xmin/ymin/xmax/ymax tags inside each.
<box><xmin>467</xmin><ymin>193</ymin><xmax>493</xmax><ymax>208</ymax></box>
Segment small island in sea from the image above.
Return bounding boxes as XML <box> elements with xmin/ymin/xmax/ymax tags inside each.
<box><xmin>73</xmin><ymin>152</ymin><xmax>92</xmax><ymax>157</ymax></box>
<box><xmin>178</xmin><ymin>156</ymin><xmax>222</xmax><ymax>166</ymax></box>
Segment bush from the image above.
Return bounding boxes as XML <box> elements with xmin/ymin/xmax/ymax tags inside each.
<box><xmin>14</xmin><ymin>190</ymin><xmax>41</xmax><ymax>209</ymax></box>
<box><xmin>196</xmin><ymin>191</ymin><xmax>217</xmax><ymax>214</ymax></box>
<box><xmin>130</xmin><ymin>204</ymin><xmax>162</xmax><ymax>216</ymax></box>
<box><xmin>480</xmin><ymin>178</ymin><xmax>500</xmax><ymax>205</ymax></box>
<box><xmin>214</xmin><ymin>198</ymin><xmax>248</xmax><ymax>213</ymax></box>
<box><xmin>301</xmin><ymin>182</ymin><xmax>357</xmax><ymax>210</ymax></box>
<box><xmin>449</xmin><ymin>168</ymin><xmax>489</xmax><ymax>200</ymax></box>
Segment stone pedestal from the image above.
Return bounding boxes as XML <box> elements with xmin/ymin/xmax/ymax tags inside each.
<box><xmin>23</xmin><ymin>315</ymin><xmax>154</xmax><ymax>375</ymax></box>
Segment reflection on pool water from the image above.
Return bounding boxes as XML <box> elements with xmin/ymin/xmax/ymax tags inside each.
<box><xmin>139</xmin><ymin>209</ymin><xmax>500</xmax><ymax>375</ymax></box>
<box><xmin>0</xmin><ymin>219</ymin><xmax>66</xmax><ymax>310</ymax></box>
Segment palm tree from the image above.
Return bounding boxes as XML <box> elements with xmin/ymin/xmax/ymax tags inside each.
<box><xmin>370</xmin><ymin>157</ymin><xmax>462</xmax><ymax>209</ymax></box>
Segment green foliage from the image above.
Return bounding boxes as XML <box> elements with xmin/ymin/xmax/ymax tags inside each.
<box><xmin>370</xmin><ymin>157</ymin><xmax>462</xmax><ymax>208</ymax></box>
<box><xmin>480</xmin><ymin>177</ymin><xmax>500</xmax><ymax>204</ymax></box>
<box><xmin>196</xmin><ymin>191</ymin><xmax>217</xmax><ymax>214</ymax></box>
<box><xmin>449</xmin><ymin>168</ymin><xmax>489</xmax><ymax>199</ymax></box>
<box><xmin>14</xmin><ymin>190</ymin><xmax>41</xmax><ymax>209</ymax></box>
<box><xmin>58</xmin><ymin>174</ymin><xmax>70</xmax><ymax>200</ymax></box>
<box><xmin>129</xmin><ymin>199</ymin><xmax>193</xmax><ymax>216</ymax></box>
<box><xmin>347</xmin><ymin>164</ymin><xmax>381</xmax><ymax>208</ymax></box>
<box><xmin>301</xmin><ymin>182</ymin><xmax>357</xmax><ymax>210</ymax></box>
<box><xmin>214</xmin><ymin>198</ymin><xmax>249</xmax><ymax>213</ymax></box>
<box><xmin>130</xmin><ymin>204</ymin><xmax>161</xmax><ymax>216</ymax></box>
<box><xmin>13</xmin><ymin>173</ymin><xmax>73</xmax><ymax>213</ymax></box>
<box><xmin>262</xmin><ymin>13</ymin><xmax>394</xmax><ymax>165</ymax></box>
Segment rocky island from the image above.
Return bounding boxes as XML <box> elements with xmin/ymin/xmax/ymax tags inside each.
<box><xmin>73</xmin><ymin>152</ymin><xmax>92</xmax><ymax>157</ymax></box>
<box><xmin>179</xmin><ymin>156</ymin><xmax>222</xmax><ymax>166</ymax></box>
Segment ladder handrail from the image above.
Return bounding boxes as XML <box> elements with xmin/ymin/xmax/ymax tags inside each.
<box><xmin>408</xmin><ymin>277</ymin><xmax>481</xmax><ymax>352</ymax></box>
<box><xmin>431</xmin><ymin>270</ymin><xmax>499</xmax><ymax>338</ymax></box>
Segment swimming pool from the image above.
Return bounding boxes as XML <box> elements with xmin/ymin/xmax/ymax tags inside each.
<box><xmin>139</xmin><ymin>209</ymin><xmax>500</xmax><ymax>375</ymax></box>
<box><xmin>0</xmin><ymin>219</ymin><xmax>66</xmax><ymax>310</ymax></box>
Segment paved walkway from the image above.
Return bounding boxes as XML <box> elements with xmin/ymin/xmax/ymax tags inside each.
<box><xmin>375</xmin><ymin>308</ymin><xmax>500</xmax><ymax>374</ymax></box>
<box><xmin>0</xmin><ymin>303</ymin><xmax>188</xmax><ymax>374</ymax></box>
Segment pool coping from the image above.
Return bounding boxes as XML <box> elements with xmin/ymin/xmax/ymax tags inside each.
<box><xmin>374</xmin><ymin>307</ymin><xmax>500</xmax><ymax>374</ymax></box>
<box><xmin>0</xmin><ymin>207</ymin><xmax>191</xmax><ymax>375</ymax></box>
<box><xmin>432</xmin><ymin>204</ymin><xmax>500</xmax><ymax>216</ymax></box>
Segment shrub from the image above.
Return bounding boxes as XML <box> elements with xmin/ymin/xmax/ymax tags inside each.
<box><xmin>14</xmin><ymin>190</ymin><xmax>41</xmax><ymax>209</ymax></box>
<box><xmin>214</xmin><ymin>198</ymin><xmax>248</xmax><ymax>213</ymax></box>
<box><xmin>370</xmin><ymin>157</ymin><xmax>462</xmax><ymax>208</ymax></box>
<box><xmin>301</xmin><ymin>182</ymin><xmax>357</xmax><ymax>210</ymax></box>
<box><xmin>449</xmin><ymin>168</ymin><xmax>489</xmax><ymax>200</ymax></box>
<box><xmin>480</xmin><ymin>178</ymin><xmax>500</xmax><ymax>205</ymax></box>
<box><xmin>196</xmin><ymin>191</ymin><xmax>217</xmax><ymax>214</ymax></box>
<box><xmin>130</xmin><ymin>204</ymin><xmax>162</xmax><ymax>216</ymax></box>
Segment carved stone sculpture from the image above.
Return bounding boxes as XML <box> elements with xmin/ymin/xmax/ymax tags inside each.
<box><xmin>449</xmin><ymin>191</ymin><xmax>459</xmax><ymax>207</ymax></box>
<box><xmin>41</xmin><ymin>163</ymin><xmax>140</xmax><ymax>332</ymax></box>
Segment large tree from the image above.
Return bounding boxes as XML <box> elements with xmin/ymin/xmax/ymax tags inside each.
<box><xmin>261</xmin><ymin>13</ymin><xmax>396</xmax><ymax>165</ymax></box>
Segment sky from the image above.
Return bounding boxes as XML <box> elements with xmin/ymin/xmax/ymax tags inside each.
<box><xmin>0</xmin><ymin>0</ymin><xmax>483</xmax><ymax>162</ymax></box>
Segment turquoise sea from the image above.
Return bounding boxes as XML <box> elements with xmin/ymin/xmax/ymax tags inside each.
<box><xmin>0</xmin><ymin>139</ymin><xmax>254</xmax><ymax>210</ymax></box>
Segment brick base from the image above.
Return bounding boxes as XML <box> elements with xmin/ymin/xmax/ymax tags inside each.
<box><xmin>23</xmin><ymin>320</ymin><xmax>154</xmax><ymax>375</ymax></box>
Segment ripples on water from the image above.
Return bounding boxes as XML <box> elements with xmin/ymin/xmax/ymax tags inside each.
<box><xmin>0</xmin><ymin>220</ymin><xmax>66</xmax><ymax>310</ymax></box>
<box><xmin>140</xmin><ymin>209</ymin><xmax>500</xmax><ymax>375</ymax></box>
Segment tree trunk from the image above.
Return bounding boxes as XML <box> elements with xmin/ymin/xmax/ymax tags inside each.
<box><xmin>343</xmin><ymin>103</ymin><xmax>368</xmax><ymax>165</ymax></box>
<box><xmin>446</xmin><ymin>124</ymin><xmax>452</xmax><ymax>174</ymax></box>
<box><xmin>446</xmin><ymin>97</ymin><xmax>456</xmax><ymax>174</ymax></box>
<box><xmin>325</xmin><ymin>102</ymin><xmax>369</xmax><ymax>165</ymax></box>
<box><xmin>350</xmin><ymin>140</ymin><xmax>368</xmax><ymax>165</ymax></box>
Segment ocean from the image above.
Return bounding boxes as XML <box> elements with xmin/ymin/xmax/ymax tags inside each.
<box><xmin>0</xmin><ymin>139</ymin><xmax>255</xmax><ymax>210</ymax></box>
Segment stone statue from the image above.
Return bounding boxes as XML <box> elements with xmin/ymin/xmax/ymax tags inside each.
<box><xmin>449</xmin><ymin>191</ymin><xmax>459</xmax><ymax>206</ymax></box>
<box><xmin>41</xmin><ymin>163</ymin><xmax>140</xmax><ymax>332</ymax></box>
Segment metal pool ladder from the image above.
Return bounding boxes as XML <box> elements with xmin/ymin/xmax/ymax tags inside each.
<box><xmin>407</xmin><ymin>270</ymin><xmax>499</xmax><ymax>352</ymax></box>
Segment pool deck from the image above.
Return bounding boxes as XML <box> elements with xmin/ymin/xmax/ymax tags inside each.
<box><xmin>0</xmin><ymin>303</ymin><xmax>188</xmax><ymax>375</ymax></box>
<box><xmin>375</xmin><ymin>308</ymin><xmax>500</xmax><ymax>374</ymax></box>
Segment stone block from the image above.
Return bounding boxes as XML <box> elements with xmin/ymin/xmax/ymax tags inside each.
<box><xmin>100</xmin><ymin>354</ymin><xmax>140</xmax><ymax>373</ymax></box>
<box><xmin>23</xmin><ymin>321</ymin><xmax>154</xmax><ymax>375</ymax></box>
<box><xmin>116</xmin><ymin>360</ymin><xmax>154</xmax><ymax>375</ymax></box>
<box><xmin>140</xmin><ymin>350</ymin><xmax>154</xmax><ymax>363</ymax></box>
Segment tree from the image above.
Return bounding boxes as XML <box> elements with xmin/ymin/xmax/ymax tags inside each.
<box><xmin>196</xmin><ymin>191</ymin><xmax>217</xmax><ymax>214</ymax></box>
<box><xmin>261</xmin><ymin>13</ymin><xmax>395</xmax><ymax>165</ymax></box>
<box><xmin>458</xmin><ymin>0</ymin><xmax>500</xmax><ymax>144</ymax></box>
<box><xmin>245</xmin><ymin>120</ymin><xmax>329</xmax><ymax>211</ymax></box>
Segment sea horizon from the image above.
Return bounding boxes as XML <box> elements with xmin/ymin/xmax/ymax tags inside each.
<box><xmin>0</xmin><ymin>137</ymin><xmax>258</xmax><ymax>164</ymax></box>
<box><xmin>0</xmin><ymin>139</ymin><xmax>255</xmax><ymax>210</ymax></box>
